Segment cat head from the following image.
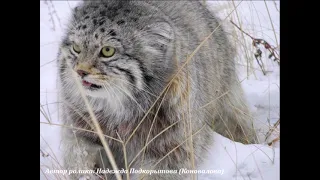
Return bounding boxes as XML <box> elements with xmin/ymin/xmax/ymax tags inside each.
<box><xmin>58</xmin><ymin>1</ymin><xmax>175</xmax><ymax>114</ymax></box>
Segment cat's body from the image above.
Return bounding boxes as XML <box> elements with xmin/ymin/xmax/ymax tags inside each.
<box><xmin>58</xmin><ymin>1</ymin><xmax>257</xmax><ymax>180</ymax></box>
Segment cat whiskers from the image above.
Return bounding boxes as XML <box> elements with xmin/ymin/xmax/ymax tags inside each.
<box><xmin>102</xmin><ymin>82</ymin><xmax>124</xmax><ymax>112</ymax></box>
<box><xmin>111</xmin><ymin>77</ymin><xmax>157</xmax><ymax>98</ymax></box>
<box><xmin>106</xmin><ymin>81</ymin><xmax>146</xmax><ymax>113</ymax></box>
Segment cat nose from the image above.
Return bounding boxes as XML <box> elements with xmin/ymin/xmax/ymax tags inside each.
<box><xmin>77</xmin><ymin>70</ymin><xmax>89</xmax><ymax>78</ymax></box>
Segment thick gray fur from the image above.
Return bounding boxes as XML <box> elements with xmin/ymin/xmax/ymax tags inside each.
<box><xmin>57</xmin><ymin>1</ymin><xmax>257</xmax><ymax>180</ymax></box>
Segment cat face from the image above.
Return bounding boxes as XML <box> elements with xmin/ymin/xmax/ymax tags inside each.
<box><xmin>59</xmin><ymin>1</ymin><xmax>175</xmax><ymax>112</ymax></box>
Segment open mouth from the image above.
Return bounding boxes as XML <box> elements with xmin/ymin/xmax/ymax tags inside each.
<box><xmin>82</xmin><ymin>80</ymin><xmax>102</xmax><ymax>89</ymax></box>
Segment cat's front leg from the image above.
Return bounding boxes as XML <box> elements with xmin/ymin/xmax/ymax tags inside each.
<box><xmin>61</xmin><ymin>128</ymin><xmax>102</xmax><ymax>180</ymax></box>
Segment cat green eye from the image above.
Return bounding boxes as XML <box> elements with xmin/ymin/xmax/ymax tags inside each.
<box><xmin>72</xmin><ymin>44</ymin><xmax>81</xmax><ymax>53</ymax></box>
<box><xmin>101</xmin><ymin>46</ymin><xmax>116</xmax><ymax>58</ymax></box>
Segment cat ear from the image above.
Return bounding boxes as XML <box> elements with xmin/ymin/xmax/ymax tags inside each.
<box><xmin>141</xmin><ymin>22</ymin><xmax>174</xmax><ymax>53</ymax></box>
<box><xmin>145</xmin><ymin>22</ymin><xmax>174</xmax><ymax>41</ymax></box>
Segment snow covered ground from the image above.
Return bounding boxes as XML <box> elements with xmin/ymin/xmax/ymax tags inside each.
<box><xmin>40</xmin><ymin>1</ymin><xmax>279</xmax><ymax>180</ymax></box>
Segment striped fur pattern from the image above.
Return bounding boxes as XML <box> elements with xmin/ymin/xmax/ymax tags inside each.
<box><xmin>58</xmin><ymin>1</ymin><xmax>257</xmax><ymax>180</ymax></box>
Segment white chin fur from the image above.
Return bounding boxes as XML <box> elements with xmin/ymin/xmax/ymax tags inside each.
<box><xmin>85</xmin><ymin>88</ymin><xmax>110</xmax><ymax>98</ymax></box>
<box><xmin>83</xmin><ymin>86</ymin><xmax>127</xmax><ymax>113</ymax></box>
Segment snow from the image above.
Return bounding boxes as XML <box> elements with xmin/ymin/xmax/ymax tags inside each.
<box><xmin>40</xmin><ymin>1</ymin><xmax>279</xmax><ymax>180</ymax></box>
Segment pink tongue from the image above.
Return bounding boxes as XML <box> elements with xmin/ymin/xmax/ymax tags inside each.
<box><xmin>82</xmin><ymin>80</ymin><xmax>92</xmax><ymax>87</ymax></box>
